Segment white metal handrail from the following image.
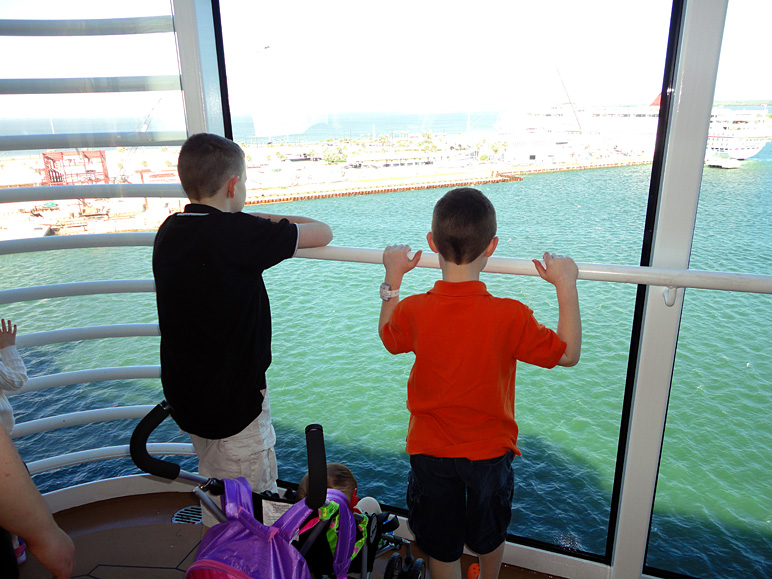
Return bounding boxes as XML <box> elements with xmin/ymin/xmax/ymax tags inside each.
<box><xmin>0</xmin><ymin>232</ymin><xmax>157</xmax><ymax>255</ymax></box>
<box><xmin>0</xmin><ymin>16</ymin><xmax>174</xmax><ymax>36</ymax></box>
<box><xmin>0</xmin><ymin>282</ymin><xmax>156</xmax><ymax>304</ymax></box>
<box><xmin>15</xmin><ymin>324</ymin><xmax>160</xmax><ymax>347</ymax></box>
<box><xmin>1</xmin><ymin>185</ymin><xmax>184</xmax><ymax>203</ymax></box>
<box><xmin>20</xmin><ymin>367</ymin><xmax>160</xmax><ymax>394</ymax></box>
<box><xmin>0</xmin><ymin>132</ymin><xmax>188</xmax><ymax>152</ymax></box>
<box><xmin>308</xmin><ymin>246</ymin><xmax>772</xmax><ymax>295</ymax></box>
<box><xmin>0</xmin><ymin>76</ymin><xmax>182</xmax><ymax>95</ymax></box>
<box><xmin>26</xmin><ymin>443</ymin><xmax>195</xmax><ymax>477</ymax></box>
<box><xmin>11</xmin><ymin>406</ymin><xmax>155</xmax><ymax>438</ymax></box>
<box><xmin>2</xmin><ymin>236</ymin><xmax>771</xmax><ymax>295</ymax></box>
<box><xmin>0</xmin><ymin>75</ymin><xmax>180</xmax><ymax>95</ymax></box>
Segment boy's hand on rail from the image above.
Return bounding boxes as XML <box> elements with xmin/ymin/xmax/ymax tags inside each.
<box><xmin>533</xmin><ymin>252</ymin><xmax>582</xmax><ymax>367</ymax></box>
<box><xmin>383</xmin><ymin>244</ymin><xmax>422</xmax><ymax>285</ymax></box>
<box><xmin>379</xmin><ymin>245</ymin><xmax>421</xmax><ymax>335</ymax></box>
<box><xmin>532</xmin><ymin>252</ymin><xmax>578</xmax><ymax>288</ymax></box>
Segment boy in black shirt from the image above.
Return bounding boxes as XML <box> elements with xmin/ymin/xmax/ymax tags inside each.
<box><xmin>153</xmin><ymin>133</ymin><xmax>332</xmax><ymax>526</ymax></box>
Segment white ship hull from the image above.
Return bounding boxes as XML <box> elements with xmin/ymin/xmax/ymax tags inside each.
<box><xmin>498</xmin><ymin>103</ymin><xmax>772</xmax><ymax>163</ymax></box>
<box><xmin>706</xmin><ymin>108</ymin><xmax>772</xmax><ymax>160</ymax></box>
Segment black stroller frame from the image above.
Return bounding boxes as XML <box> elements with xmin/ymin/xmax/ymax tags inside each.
<box><xmin>129</xmin><ymin>401</ymin><xmax>425</xmax><ymax>579</ymax></box>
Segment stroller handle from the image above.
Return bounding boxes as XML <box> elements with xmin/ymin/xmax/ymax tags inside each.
<box><xmin>129</xmin><ymin>400</ymin><xmax>181</xmax><ymax>481</ymax></box>
<box><xmin>130</xmin><ymin>403</ymin><xmax>329</xmax><ymax>508</ymax></box>
<box><xmin>304</xmin><ymin>423</ymin><xmax>327</xmax><ymax>510</ymax></box>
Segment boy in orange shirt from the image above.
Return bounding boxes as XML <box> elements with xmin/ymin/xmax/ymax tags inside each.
<box><xmin>378</xmin><ymin>187</ymin><xmax>581</xmax><ymax>579</ymax></box>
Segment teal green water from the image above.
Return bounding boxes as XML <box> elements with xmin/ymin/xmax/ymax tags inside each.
<box><xmin>3</xmin><ymin>147</ymin><xmax>771</xmax><ymax>577</ymax></box>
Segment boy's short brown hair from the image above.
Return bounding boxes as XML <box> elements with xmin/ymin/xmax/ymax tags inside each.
<box><xmin>296</xmin><ymin>462</ymin><xmax>357</xmax><ymax>503</ymax></box>
<box><xmin>431</xmin><ymin>187</ymin><xmax>497</xmax><ymax>264</ymax></box>
<box><xmin>177</xmin><ymin>133</ymin><xmax>245</xmax><ymax>201</ymax></box>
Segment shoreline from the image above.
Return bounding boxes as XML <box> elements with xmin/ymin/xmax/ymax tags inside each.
<box><xmin>245</xmin><ymin>170</ymin><xmax>523</xmax><ymax>205</ymax></box>
<box><xmin>244</xmin><ymin>157</ymin><xmax>652</xmax><ymax>206</ymax></box>
<box><xmin>1</xmin><ymin>157</ymin><xmax>652</xmax><ymax>236</ymax></box>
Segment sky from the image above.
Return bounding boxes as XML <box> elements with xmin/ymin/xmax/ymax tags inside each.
<box><xmin>0</xmin><ymin>0</ymin><xmax>770</xmax><ymax>128</ymax></box>
<box><xmin>220</xmin><ymin>0</ymin><xmax>677</xmax><ymax>115</ymax></box>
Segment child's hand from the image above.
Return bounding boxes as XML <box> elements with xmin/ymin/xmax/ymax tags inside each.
<box><xmin>379</xmin><ymin>246</ymin><xmax>422</xmax><ymax>332</ymax></box>
<box><xmin>0</xmin><ymin>319</ymin><xmax>18</xmax><ymax>349</ymax></box>
<box><xmin>532</xmin><ymin>252</ymin><xmax>578</xmax><ymax>287</ymax></box>
<box><xmin>383</xmin><ymin>245</ymin><xmax>422</xmax><ymax>278</ymax></box>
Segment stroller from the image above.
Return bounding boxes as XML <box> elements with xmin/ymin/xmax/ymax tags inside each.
<box><xmin>129</xmin><ymin>401</ymin><xmax>425</xmax><ymax>579</ymax></box>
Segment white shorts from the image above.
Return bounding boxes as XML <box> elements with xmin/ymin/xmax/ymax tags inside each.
<box><xmin>189</xmin><ymin>390</ymin><xmax>278</xmax><ymax>526</ymax></box>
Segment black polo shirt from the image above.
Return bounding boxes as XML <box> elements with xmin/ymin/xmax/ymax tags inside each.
<box><xmin>153</xmin><ymin>204</ymin><xmax>298</xmax><ymax>438</ymax></box>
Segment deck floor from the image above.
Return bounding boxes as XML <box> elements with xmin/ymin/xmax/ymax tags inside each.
<box><xmin>18</xmin><ymin>492</ymin><xmax>562</xmax><ymax>578</ymax></box>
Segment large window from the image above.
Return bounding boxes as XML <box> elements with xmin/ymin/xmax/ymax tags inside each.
<box><xmin>219</xmin><ymin>0</ymin><xmax>672</xmax><ymax>561</ymax></box>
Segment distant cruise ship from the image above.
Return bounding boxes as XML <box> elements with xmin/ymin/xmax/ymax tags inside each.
<box><xmin>497</xmin><ymin>96</ymin><xmax>772</xmax><ymax>165</ymax></box>
<box><xmin>706</xmin><ymin>106</ymin><xmax>772</xmax><ymax>160</ymax></box>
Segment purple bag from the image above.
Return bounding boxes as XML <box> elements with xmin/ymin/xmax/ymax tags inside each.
<box><xmin>186</xmin><ymin>478</ymin><xmax>354</xmax><ymax>579</ymax></box>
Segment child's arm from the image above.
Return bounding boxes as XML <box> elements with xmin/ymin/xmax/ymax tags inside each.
<box><xmin>0</xmin><ymin>426</ymin><xmax>75</xmax><ymax>578</ymax></box>
<box><xmin>0</xmin><ymin>319</ymin><xmax>27</xmax><ymax>391</ymax></box>
<box><xmin>378</xmin><ymin>244</ymin><xmax>422</xmax><ymax>333</ymax></box>
<box><xmin>532</xmin><ymin>253</ymin><xmax>582</xmax><ymax>367</ymax></box>
<box><xmin>250</xmin><ymin>212</ymin><xmax>333</xmax><ymax>248</ymax></box>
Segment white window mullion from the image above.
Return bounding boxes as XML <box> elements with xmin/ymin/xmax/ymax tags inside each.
<box><xmin>172</xmin><ymin>0</ymin><xmax>225</xmax><ymax>137</ymax></box>
<box><xmin>610</xmin><ymin>1</ymin><xmax>728</xmax><ymax>577</ymax></box>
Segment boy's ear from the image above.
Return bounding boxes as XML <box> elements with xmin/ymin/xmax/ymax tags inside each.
<box><xmin>484</xmin><ymin>236</ymin><xmax>499</xmax><ymax>257</ymax></box>
<box><xmin>225</xmin><ymin>175</ymin><xmax>240</xmax><ymax>198</ymax></box>
<box><xmin>426</xmin><ymin>232</ymin><xmax>438</xmax><ymax>253</ymax></box>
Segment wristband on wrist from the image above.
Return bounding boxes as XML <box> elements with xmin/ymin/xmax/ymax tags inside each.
<box><xmin>380</xmin><ymin>282</ymin><xmax>399</xmax><ymax>301</ymax></box>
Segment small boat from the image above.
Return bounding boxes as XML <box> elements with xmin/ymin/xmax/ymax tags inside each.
<box><xmin>705</xmin><ymin>156</ymin><xmax>742</xmax><ymax>169</ymax></box>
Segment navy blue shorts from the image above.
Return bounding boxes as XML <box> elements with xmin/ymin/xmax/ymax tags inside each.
<box><xmin>407</xmin><ymin>451</ymin><xmax>514</xmax><ymax>562</ymax></box>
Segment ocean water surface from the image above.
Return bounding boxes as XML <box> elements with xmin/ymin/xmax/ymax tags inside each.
<box><xmin>3</xmin><ymin>144</ymin><xmax>771</xmax><ymax>578</ymax></box>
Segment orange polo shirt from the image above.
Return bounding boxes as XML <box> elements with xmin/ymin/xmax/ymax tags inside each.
<box><xmin>380</xmin><ymin>280</ymin><xmax>566</xmax><ymax>460</ymax></box>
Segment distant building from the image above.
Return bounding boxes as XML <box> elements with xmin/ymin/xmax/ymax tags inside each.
<box><xmin>40</xmin><ymin>150</ymin><xmax>109</xmax><ymax>186</ymax></box>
